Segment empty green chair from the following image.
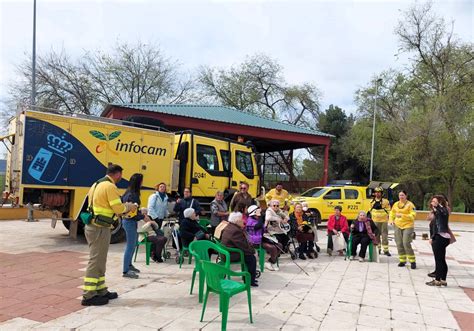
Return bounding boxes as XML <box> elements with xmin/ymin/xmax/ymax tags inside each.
<box><xmin>189</xmin><ymin>241</ymin><xmax>230</xmax><ymax>303</ymax></box>
<box><xmin>200</xmin><ymin>261</ymin><xmax>253</xmax><ymax>331</ymax></box>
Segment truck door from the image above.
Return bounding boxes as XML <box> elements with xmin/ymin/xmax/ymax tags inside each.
<box><xmin>321</xmin><ymin>188</ymin><xmax>343</xmax><ymax>220</ymax></box>
<box><xmin>231</xmin><ymin>145</ymin><xmax>258</xmax><ymax>198</ymax></box>
<box><xmin>344</xmin><ymin>188</ymin><xmax>361</xmax><ymax>220</ymax></box>
<box><xmin>192</xmin><ymin>138</ymin><xmax>228</xmax><ymax>198</ymax></box>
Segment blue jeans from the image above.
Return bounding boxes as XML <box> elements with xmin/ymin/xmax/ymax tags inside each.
<box><xmin>122</xmin><ymin>219</ymin><xmax>138</xmax><ymax>273</ymax></box>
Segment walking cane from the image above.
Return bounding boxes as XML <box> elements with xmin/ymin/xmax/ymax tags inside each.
<box><xmin>274</xmin><ymin>242</ymin><xmax>310</xmax><ymax>276</ymax></box>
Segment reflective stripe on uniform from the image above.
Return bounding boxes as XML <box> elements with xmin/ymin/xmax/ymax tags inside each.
<box><xmin>97</xmin><ymin>283</ymin><xmax>107</xmax><ymax>290</ymax></box>
<box><xmin>109</xmin><ymin>198</ymin><xmax>122</xmax><ymax>206</ymax></box>
<box><xmin>92</xmin><ymin>206</ymin><xmax>115</xmax><ymax>217</ymax></box>
<box><xmin>399</xmin><ymin>254</ymin><xmax>407</xmax><ymax>262</ymax></box>
<box><xmin>84</xmin><ymin>277</ymin><xmax>99</xmax><ymax>283</ymax></box>
<box><xmin>83</xmin><ymin>285</ymin><xmax>97</xmax><ymax>291</ymax></box>
<box><xmin>407</xmin><ymin>255</ymin><xmax>416</xmax><ymax>262</ymax></box>
<box><xmin>98</xmin><ymin>276</ymin><xmax>105</xmax><ymax>281</ymax></box>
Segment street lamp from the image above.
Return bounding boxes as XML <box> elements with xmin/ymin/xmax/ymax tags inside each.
<box><xmin>369</xmin><ymin>78</ymin><xmax>382</xmax><ymax>182</ymax></box>
<box><xmin>31</xmin><ymin>0</ymin><xmax>37</xmax><ymax>109</ymax></box>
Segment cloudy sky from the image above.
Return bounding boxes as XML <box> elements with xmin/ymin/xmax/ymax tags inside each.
<box><xmin>0</xmin><ymin>0</ymin><xmax>472</xmax><ymax>114</ymax></box>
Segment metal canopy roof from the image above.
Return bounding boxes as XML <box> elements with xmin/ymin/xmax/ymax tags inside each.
<box><xmin>102</xmin><ymin>104</ymin><xmax>332</xmax><ymax>153</ymax></box>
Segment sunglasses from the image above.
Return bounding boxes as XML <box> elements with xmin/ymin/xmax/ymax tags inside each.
<box><xmin>272</xmin><ymin>204</ymin><xmax>280</xmax><ymax>207</ymax></box>
<box><xmin>240</xmin><ymin>187</ymin><xmax>247</xmax><ymax>190</ymax></box>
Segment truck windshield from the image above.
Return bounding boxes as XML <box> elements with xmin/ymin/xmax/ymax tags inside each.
<box><xmin>301</xmin><ymin>187</ymin><xmax>327</xmax><ymax>198</ymax></box>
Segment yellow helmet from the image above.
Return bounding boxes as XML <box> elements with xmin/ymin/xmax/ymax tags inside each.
<box><xmin>374</xmin><ymin>186</ymin><xmax>384</xmax><ymax>193</ymax></box>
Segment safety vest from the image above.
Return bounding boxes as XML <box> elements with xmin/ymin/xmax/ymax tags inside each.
<box><xmin>370</xmin><ymin>198</ymin><xmax>391</xmax><ymax>222</ymax></box>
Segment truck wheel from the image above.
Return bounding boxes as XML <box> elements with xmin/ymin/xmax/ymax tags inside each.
<box><xmin>110</xmin><ymin>219</ymin><xmax>126</xmax><ymax>244</ymax></box>
<box><xmin>62</xmin><ymin>220</ymin><xmax>85</xmax><ymax>235</ymax></box>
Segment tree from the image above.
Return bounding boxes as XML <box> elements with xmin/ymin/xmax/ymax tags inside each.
<box><xmin>199</xmin><ymin>54</ymin><xmax>321</xmax><ymax>185</ymax></box>
<box><xmin>9</xmin><ymin>42</ymin><xmax>195</xmax><ymax>115</ymax></box>
<box><xmin>349</xmin><ymin>2</ymin><xmax>473</xmax><ymax>207</ymax></box>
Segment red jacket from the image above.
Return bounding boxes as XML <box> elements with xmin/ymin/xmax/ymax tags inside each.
<box><xmin>327</xmin><ymin>214</ymin><xmax>349</xmax><ymax>234</ymax></box>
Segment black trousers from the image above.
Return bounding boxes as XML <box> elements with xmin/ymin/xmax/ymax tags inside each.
<box><xmin>431</xmin><ymin>234</ymin><xmax>450</xmax><ymax>281</ymax></box>
<box><xmin>274</xmin><ymin>233</ymin><xmax>289</xmax><ymax>249</ymax></box>
<box><xmin>327</xmin><ymin>232</ymin><xmax>349</xmax><ymax>250</ymax></box>
<box><xmin>351</xmin><ymin>234</ymin><xmax>371</xmax><ymax>258</ymax></box>
<box><xmin>152</xmin><ymin>217</ymin><xmax>164</xmax><ymax>229</ymax></box>
<box><xmin>244</xmin><ymin>254</ymin><xmax>257</xmax><ymax>284</ymax></box>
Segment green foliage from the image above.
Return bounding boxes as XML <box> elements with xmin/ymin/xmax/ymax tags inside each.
<box><xmin>349</xmin><ymin>2</ymin><xmax>473</xmax><ymax>209</ymax></box>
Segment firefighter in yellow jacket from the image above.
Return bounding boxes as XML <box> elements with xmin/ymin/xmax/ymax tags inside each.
<box><xmin>82</xmin><ymin>164</ymin><xmax>137</xmax><ymax>306</ymax></box>
<box><xmin>266</xmin><ymin>182</ymin><xmax>293</xmax><ymax>210</ymax></box>
<box><xmin>389</xmin><ymin>190</ymin><xmax>417</xmax><ymax>269</ymax></box>
<box><xmin>370</xmin><ymin>187</ymin><xmax>391</xmax><ymax>256</ymax></box>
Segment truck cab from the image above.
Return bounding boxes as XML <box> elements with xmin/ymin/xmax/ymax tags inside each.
<box><xmin>293</xmin><ymin>182</ymin><xmax>398</xmax><ymax>222</ymax></box>
<box><xmin>174</xmin><ymin>131</ymin><xmax>260</xmax><ymax>204</ymax></box>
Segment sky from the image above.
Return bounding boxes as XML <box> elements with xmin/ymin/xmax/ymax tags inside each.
<box><xmin>0</xmin><ymin>0</ymin><xmax>472</xmax><ymax>115</ymax></box>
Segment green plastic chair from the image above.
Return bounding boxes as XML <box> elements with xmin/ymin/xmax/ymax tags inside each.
<box><xmin>200</xmin><ymin>261</ymin><xmax>253</xmax><ymax>331</ymax></box>
<box><xmin>179</xmin><ymin>243</ymin><xmax>192</xmax><ymax>268</ymax></box>
<box><xmin>189</xmin><ymin>241</ymin><xmax>230</xmax><ymax>303</ymax></box>
<box><xmin>199</xmin><ymin>218</ymin><xmax>211</xmax><ymax>229</ymax></box>
<box><xmin>214</xmin><ymin>240</ymin><xmax>246</xmax><ymax>273</ymax></box>
<box><xmin>134</xmin><ymin>231</ymin><xmax>152</xmax><ymax>265</ymax></box>
<box><xmin>346</xmin><ymin>234</ymin><xmax>374</xmax><ymax>262</ymax></box>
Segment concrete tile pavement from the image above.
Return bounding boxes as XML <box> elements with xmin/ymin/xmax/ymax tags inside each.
<box><xmin>0</xmin><ymin>220</ymin><xmax>472</xmax><ymax>330</ymax></box>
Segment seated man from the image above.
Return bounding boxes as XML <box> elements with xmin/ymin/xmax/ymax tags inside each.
<box><xmin>179</xmin><ymin>208</ymin><xmax>208</xmax><ymax>248</ymax></box>
<box><xmin>221</xmin><ymin>212</ymin><xmax>258</xmax><ymax>287</ymax></box>
<box><xmin>350</xmin><ymin>211</ymin><xmax>379</xmax><ymax>262</ymax></box>
<box><xmin>327</xmin><ymin>206</ymin><xmax>349</xmax><ymax>256</ymax></box>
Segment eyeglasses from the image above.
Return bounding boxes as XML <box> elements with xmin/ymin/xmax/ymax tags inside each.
<box><xmin>272</xmin><ymin>205</ymin><xmax>279</xmax><ymax>207</ymax></box>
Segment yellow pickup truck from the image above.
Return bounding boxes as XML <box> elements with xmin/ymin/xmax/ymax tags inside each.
<box><xmin>292</xmin><ymin>182</ymin><xmax>398</xmax><ymax>222</ymax></box>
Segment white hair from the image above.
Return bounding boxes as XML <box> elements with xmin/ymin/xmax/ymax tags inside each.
<box><xmin>183</xmin><ymin>208</ymin><xmax>195</xmax><ymax>219</ymax></box>
<box><xmin>268</xmin><ymin>199</ymin><xmax>280</xmax><ymax>207</ymax></box>
<box><xmin>228</xmin><ymin>212</ymin><xmax>243</xmax><ymax>224</ymax></box>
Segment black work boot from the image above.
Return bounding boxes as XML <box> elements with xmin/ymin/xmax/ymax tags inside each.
<box><xmin>81</xmin><ymin>295</ymin><xmax>109</xmax><ymax>306</ymax></box>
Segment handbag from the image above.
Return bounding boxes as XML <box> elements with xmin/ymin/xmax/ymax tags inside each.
<box><xmin>333</xmin><ymin>234</ymin><xmax>346</xmax><ymax>252</ymax></box>
<box><xmin>448</xmin><ymin>227</ymin><xmax>456</xmax><ymax>245</ymax></box>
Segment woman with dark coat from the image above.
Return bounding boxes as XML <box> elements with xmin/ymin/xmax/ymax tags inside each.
<box><xmin>179</xmin><ymin>208</ymin><xmax>208</xmax><ymax>248</ymax></box>
<box><xmin>426</xmin><ymin>195</ymin><xmax>451</xmax><ymax>287</ymax></box>
<box><xmin>289</xmin><ymin>203</ymin><xmax>317</xmax><ymax>260</ymax></box>
<box><xmin>221</xmin><ymin>212</ymin><xmax>258</xmax><ymax>287</ymax></box>
<box><xmin>350</xmin><ymin>211</ymin><xmax>379</xmax><ymax>262</ymax></box>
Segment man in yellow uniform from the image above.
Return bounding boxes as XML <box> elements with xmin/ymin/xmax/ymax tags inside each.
<box><xmin>369</xmin><ymin>187</ymin><xmax>391</xmax><ymax>256</ymax></box>
<box><xmin>266</xmin><ymin>183</ymin><xmax>293</xmax><ymax>210</ymax></box>
<box><xmin>82</xmin><ymin>164</ymin><xmax>137</xmax><ymax>306</ymax></box>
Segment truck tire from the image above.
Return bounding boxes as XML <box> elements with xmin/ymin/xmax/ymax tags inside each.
<box><xmin>110</xmin><ymin>219</ymin><xmax>126</xmax><ymax>244</ymax></box>
<box><xmin>62</xmin><ymin>220</ymin><xmax>85</xmax><ymax>235</ymax></box>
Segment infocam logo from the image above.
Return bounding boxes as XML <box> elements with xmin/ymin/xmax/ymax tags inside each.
<box><xmin>114</xmin><ymin>139</ymin><xmax>167</xmax><ymax>156</ymax></box>
<box><xmin>89</xmin><ymin>130</ymin><xmax>167</xmax><ymax>157</ymax></box>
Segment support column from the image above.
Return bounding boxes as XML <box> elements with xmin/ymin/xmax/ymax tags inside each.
<box><xmin>323</xmin><ymin>144</ymin><xmax>330</xmax><ymax>186</ymax></box>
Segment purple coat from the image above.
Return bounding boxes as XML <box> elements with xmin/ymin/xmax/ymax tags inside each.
<box><xmin>245</xmin><ymin>216</ymin><xmax>263</xmax><ymax>245</ymax></box>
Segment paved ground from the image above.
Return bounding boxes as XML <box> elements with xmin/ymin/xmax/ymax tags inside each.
<box><xmin>0</xmin><ymin>220</ymin><xmax>473</xmax><ymax>330</ymax></box>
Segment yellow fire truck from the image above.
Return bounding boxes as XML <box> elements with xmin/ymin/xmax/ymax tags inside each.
<box><xmin>4</xmin><ymin>110</ymin><xmax>260</xmax><ymax>242</ymax></box>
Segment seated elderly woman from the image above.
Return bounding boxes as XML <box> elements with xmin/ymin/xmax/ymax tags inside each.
<box><xmin>221</xmin><ymin>212</ymin><xmax>258</xmax><ymax>287</ymax></box>
<box><xmin>246</xmin><ymin>205</ymin><xmax>282</xmax><ymax>271</ymax></box>
<box><xmin>179</xmin><ymin>208</ymin><xmax>209</xmax><ymax>248</ymax></box>
<box><xmin>289</xmin><ymin>203</ymin><xmax>317</xmax><ymax>260</ymax></box>
<box><xmin>265</xmin><ymin>199</ymin><xmax>290</xmax><ymax>249</ymax></box>
<box><xmin>350</xmin><ymin>211</ymin><xmax>380</xmax><ymax>262</ymax></box>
